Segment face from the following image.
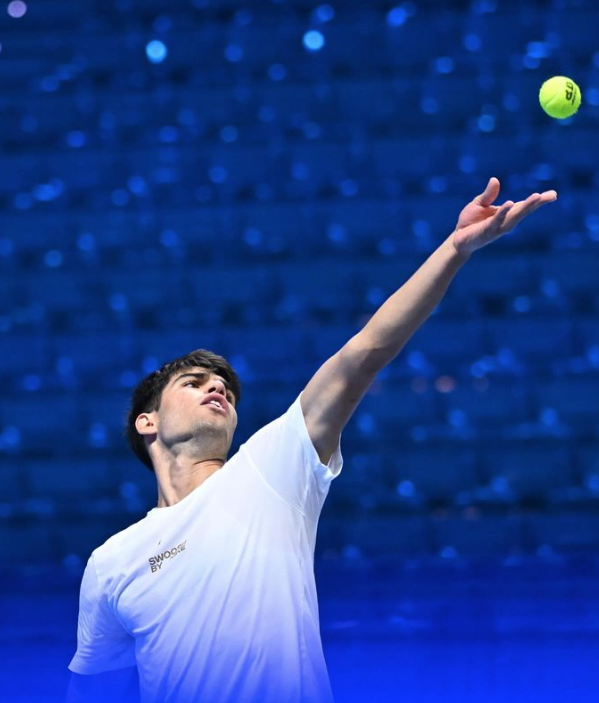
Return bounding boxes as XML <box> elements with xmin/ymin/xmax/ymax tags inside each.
<box><xmin>135</xmin><ymin>366</ymin><xmax>238</xmax><ymax>461</ymax></box>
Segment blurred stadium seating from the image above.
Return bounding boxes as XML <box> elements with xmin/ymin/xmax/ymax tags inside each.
<box><xmin>1</xmin><ymin>0</ymin><xmax>599</xmax><ymax>575</ymax></box>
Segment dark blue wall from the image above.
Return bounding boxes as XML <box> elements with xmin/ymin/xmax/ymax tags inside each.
<box><xmin>1</xmin><ymin>1</ymin><xmax>598</xmax><ymax>700</ymax></box>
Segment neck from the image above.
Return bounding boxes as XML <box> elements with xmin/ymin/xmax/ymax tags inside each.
<box><xmin>154</xmin><ymin>459</ymin><xmax>225</xmax><ymax>508</ymax></box>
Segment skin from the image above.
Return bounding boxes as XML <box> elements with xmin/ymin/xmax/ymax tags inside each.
<box><xmin>135</xmin><ymin>366</ymin><xmax>238</xmax><ymax>508</ymax></box>
<box><xmin>451</xmin><ymin>176</ymin><xmax>558</xmax><ymax>259</ymax></box>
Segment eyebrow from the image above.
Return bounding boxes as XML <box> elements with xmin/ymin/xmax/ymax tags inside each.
<box><xmin>174</xmin><ymin>372</ymin><xmax>234</xmax><ymax>396</ymax></box>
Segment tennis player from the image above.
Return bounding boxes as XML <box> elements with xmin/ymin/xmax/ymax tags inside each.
<box><xmin>66</xmin><ymin>178</ymin><xmax>556</xmax><ymax>703</ymax></box>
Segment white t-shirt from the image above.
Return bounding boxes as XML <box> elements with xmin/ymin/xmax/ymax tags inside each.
<box><xmin>68</xmin><ymin>391</ymin><xmax>343</xmax><ymax>703</ymax></box>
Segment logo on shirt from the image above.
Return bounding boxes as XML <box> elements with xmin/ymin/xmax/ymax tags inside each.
<box><xmin>148</xmin><ymin>540</ymin><xmax>187</xmax><ymax>573</ymax></box>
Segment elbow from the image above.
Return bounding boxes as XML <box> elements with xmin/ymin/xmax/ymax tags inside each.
<box><xmin>342</xmin><ymin>333</ymin><xmax>393</xmax><ymax>376</ymax></box>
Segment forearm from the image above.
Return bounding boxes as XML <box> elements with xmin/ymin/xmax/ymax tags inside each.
<box><xmin>354</xmin><ymin>233</ymin><xmax>470</xmax><ymax>369</ymax></box>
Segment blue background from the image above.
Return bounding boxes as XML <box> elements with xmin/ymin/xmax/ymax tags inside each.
<box><xmin>1</xmin><ymin>0</ymin><xmax>599</xmax><ymax>701</ymax></box>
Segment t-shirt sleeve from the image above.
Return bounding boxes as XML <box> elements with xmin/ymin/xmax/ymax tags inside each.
<box><xmin>68</xmin><ymin>553</ymin><xmax>136</xmax><ymax>675</ymax></box>
<box><xmin>239</xmin><ymin>390</ymin><xmax>343</xmax><ymax>519</ymax></box>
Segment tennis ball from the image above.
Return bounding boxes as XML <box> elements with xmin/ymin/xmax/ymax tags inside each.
<box><xmin>539</xmin><ymin>76</ymin><xmax>582</xmax><ymax>119</ymax></box>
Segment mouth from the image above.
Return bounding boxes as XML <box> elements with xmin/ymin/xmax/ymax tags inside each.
<box><xmin>206</xmin><ymin>404</ymin><xmax>226</xmax><ymax>415</ymax></box>
<box><xmin>202</xmin><ymin>400</ymin><xmax>227</xmax><ymax>415</ymax></box>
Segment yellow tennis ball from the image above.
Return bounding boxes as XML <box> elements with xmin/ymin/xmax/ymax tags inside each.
<box><xmin>539</xmin><ymin>76</ymin><xmax>582</xmax><ymax>119</ymax></box>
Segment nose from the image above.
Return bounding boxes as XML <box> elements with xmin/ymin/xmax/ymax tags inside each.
<box><xmin>207</xmin><ymin>378</ymin><xmax>227</xmax><ymax>397</ymax></box>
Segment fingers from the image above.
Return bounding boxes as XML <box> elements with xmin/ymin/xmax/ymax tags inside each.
<box><xmin>541</xmin><ymin>189</ymin><xmax>558</xmax><ymax>202</ymax></box>
<box><xmin>493</xmin><ymin>200</ymin><xmax>514</xmax><ymax>227</ymax></box>
<box><xmin>476</xmin><ymin>176</ymin><xmax>500</xmax><ymax>207</ymax></box>
<box><xmin>518</xmin><ymin>190</ymin><xmax>557</xmax><ymax>212</ymax></box>
<box><xmin>478</xmin><ymin>201</ymin><xmax>514</xmax><ymax>239</ymax></box>
<box><xmin>501</xmin><ymin>190</ymin><xmax>558</xmax><ymax>231</ymax></box>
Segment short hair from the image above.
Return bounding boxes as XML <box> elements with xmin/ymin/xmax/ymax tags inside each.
<box><xmin>124</xmin><ymin>349</ymin><xmax>242</xmax><ymax>472</ymax></box>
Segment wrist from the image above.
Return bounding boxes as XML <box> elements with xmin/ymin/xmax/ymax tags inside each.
<box><xmin>445</xmin><ymin>232</ymin><xmax>472</xmax><ymax>265</ymax></box>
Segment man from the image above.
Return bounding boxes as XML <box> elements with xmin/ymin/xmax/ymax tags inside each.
<box><xmin>66</xmin><ymin>178</ymin><xmax>557</xmax><ymax>703</ymax></box>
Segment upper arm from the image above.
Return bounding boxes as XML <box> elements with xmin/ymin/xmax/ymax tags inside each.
<box><xmin>301</xmin><ymin>335</ymin><xmax>380</xmax><ymax>465</ymax></box>
<box><xmin>65</xmin><ymin>667</ymin><xmax>138</xmax><ymax>703</ymax></box>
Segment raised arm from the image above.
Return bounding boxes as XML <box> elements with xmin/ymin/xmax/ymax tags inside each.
<box><xmin>301</xmin><ymin>177</ymin><xmax>558</xmax><ymax>464</ymax></box>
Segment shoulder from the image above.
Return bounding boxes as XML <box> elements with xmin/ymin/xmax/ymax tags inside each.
<box><xmin>90</xmin><ymin>513</ymin><xmax>152</xmax><ymax>570</ymax></box>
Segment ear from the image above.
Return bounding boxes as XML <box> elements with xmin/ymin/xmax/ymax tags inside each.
<box><xmin>135</xmin><ymin>412</ymin><xmax>156</xmax><ymax>436</ymax></box>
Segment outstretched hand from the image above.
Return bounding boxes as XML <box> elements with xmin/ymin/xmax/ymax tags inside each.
<box><xmin>451</xmin><ymin>177</ymin><xmax>558</xmax><ymax>259</ymax></box>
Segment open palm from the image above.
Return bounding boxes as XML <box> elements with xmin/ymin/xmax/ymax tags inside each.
<box><xmin>451</xmin><ymin>177</ymin><xmax>558</xmax><ymax>258</ymax></box>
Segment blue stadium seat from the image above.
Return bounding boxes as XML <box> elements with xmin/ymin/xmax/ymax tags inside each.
<box><xmin>537</xmin><ymin>251</ymin><xmax>599</xmax><ymax>295</ymax></box>
<box><xmin>318</xmin><ymin>198</ymin><xmax>414</xmax><ymax>253</ymax></box>
<box><xmin>461</xmin><ymin>134</ymin><xmax>540</xmax><ymax>176</ymax></box>
<box><xmin>452</xmin><ymin>254</ymin><xmax>538</xmax><ymax>298</ymax></box>
<box><xmin>577</xmin><ymin>317</ymin><xmax>599</xmax><ymax>351</ymax></box>
<box><xmin>526</xmin><ymin>513</ymin><xmax>599</xmax><ymax>553</ymax></box>
<box><xmin>25</xmin><ymin>271</ymin><xmax>97</xmax><ymax>310</ymax></box>
<box><xmin>540</xmin><ymin>127</ymin><xmax>598</xmax><ymax>171</ymax></box>
<box><xmin>2</xmin><ymin>461</ymin><xmax>22</xmax><ymax>502</ymax></box>
<box><xmin>355</xmin><ymin>383</ymin><xmax>440</xmax><ymax>432</ymax></box>
<box><xmin>373</xmin><ymin>137</ymin><xmax>457</xmax><ymax>179</ymax></box>
<box><xmin>431</xmin><ymin>515</ymin><xmax>525</xmax><ymax>558</ymax></box>
<box><xmin>382</xmin><ymin>15</ymin><xmax>458</xmax><ymax>66</ymax></box>
<box><xmin>272</xmin><ymin>261</ymin><xmax>360</xmax><ymax>315</ymax></box>
<box><xmin>480</xmin><ymin>440</ymin><xmax>574</xmax><ymax>501</ymax></box>
<box><xmin>0</xmin><ymin>525</ymin><xmax>54</xmax><ymax>565</ymax></box>
<box><xmin>53</xmin><ymin>517</ymin><xmax>136</xmax><ymax>560</ymax></box>
<box><xmin>24</xmin><ymin>457</ymin><xmax>118</xmax><ymax>500</ymax></box>
<box><xmin>337</xmin><ymin>516</ymin><xmax>433</xmax><ymax>556</ymax></box>
<box><xmin>47</xmin><ymin>333</ymin><xmax>138</xmax><ymax>372</ymax></box>
<box><xmin>439</xmin><ymin>380</ymin><xmax>532</xmax><ymax>429</ymax></box>
<box><xmin>79</xmin><ymin>391</ymin><xmax>132</xmax><ymax>434</ymax></box>
<box><xmin>534</xmin><ymin>376</ymin><xmax>599</xmax><ymax>432</ymax></box>
<box><xmin>218</xmin><ymin>326</ymin><xmax>307</xmax><ymax>379</ymax></box>
<box><xmin>575</xmin><ymin>443</ymin><xmax>599</xmax><ymax>506</ymax></box>
<box><xmin>1</xmin><ymin>393</ymin><xmax>81</xmax><ymax>434</ymax></box>
<box><xmin>0</xmin><ymin>334</ymin><xmax>49</xmax><ymax>374</ymax></box>
<box><xmin>483</xmin><ymin>317</ymin><xmax>574</xmax><ymax>362</ymax></box>
<box><xmin>405</xmin><ymin>318</ymin><xmax>484</xmax><ymax>362</ymax></box>
<box><xmin>134</xmin><ymin>329</ymin><xmax>221</xmax><ymax>366</ymax></box>
<box><xmin>240</xmin><ymin>201</ymin><xmax>308</xmax><ymax>243</ymax></box>
<box><xmin>323</xmin><ymin>454</ymin><xmax>381</xmax><ymax>516</ymax></box>
<box><xmin>381</xmin><ymin>444</ymin><xmax>480</xmax><ymax>503</ymax></box>
<box><xmin>188</xmin><ymin>266</ymin><xmax>275</xmax><ymax>307</ymax></box>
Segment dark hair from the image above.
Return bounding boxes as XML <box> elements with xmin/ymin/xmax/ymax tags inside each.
<box><xmin>124</xmin><ymin>349</ymin><xmax>241</xmax><ymax>472</ymax></box>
